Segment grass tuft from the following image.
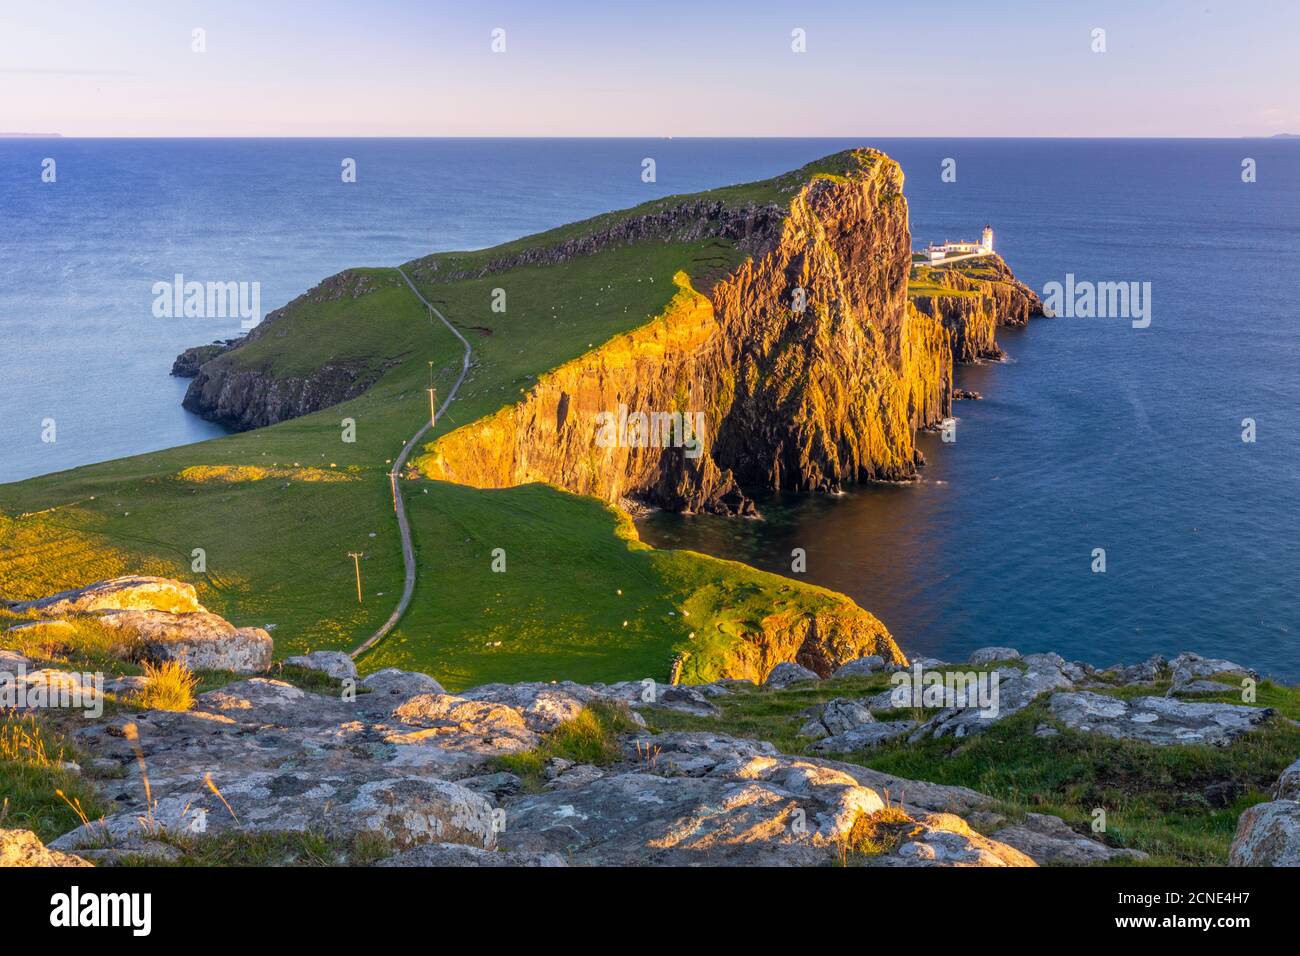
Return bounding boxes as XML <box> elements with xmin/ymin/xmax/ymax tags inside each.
<box><xmin>134</xmin><ymin>660</ymin><xmax>198</xmax><ymax>712</ymax></box>
<box><xmin>493</xmin><ymin>701</ymin><xmax>640</xmax><ymax>791</ymax></box>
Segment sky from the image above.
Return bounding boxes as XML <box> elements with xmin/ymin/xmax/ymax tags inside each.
<box><xmin>1</xmin><ymin>0</ymin><xmax>1296</xmax><ymax>137</ymax></box>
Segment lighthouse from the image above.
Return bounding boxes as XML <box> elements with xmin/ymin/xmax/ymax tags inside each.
<box><xmin>981</xmin><ymin>224</ymin><xmax>994</xmax><ymax>253</ymax></box>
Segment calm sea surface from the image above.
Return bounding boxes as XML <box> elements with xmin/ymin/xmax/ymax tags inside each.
<box><xmin>2</xmin><ymin>138</ymin><xmax>1297</xmax><ymax>676</ymax></box>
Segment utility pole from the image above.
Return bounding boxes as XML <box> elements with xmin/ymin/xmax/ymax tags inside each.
<box><xmin>427</xmin><ymin>386</ymin><xmax>437</xmax><ymax>429</ymax></box>
<box><xmin>347</xmin><ymin>552</ymin><xmax>363</xmax><ymax>604</ymax></box>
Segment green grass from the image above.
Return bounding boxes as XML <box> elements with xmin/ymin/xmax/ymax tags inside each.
<box><xmin>0</xmin><ymin>710</ymin><xmax>106</xmax><ymax>842</ymax></box>
<box><xmin>642</xmin><ymin>674</ymin><xmax>1300</xmax><ymax>865</ymax></box>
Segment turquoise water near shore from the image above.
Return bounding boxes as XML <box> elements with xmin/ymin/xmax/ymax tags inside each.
<box><xmin>1</xmin><ymin>138</ymin><xmax>1297</xmax><ymax>677</ymax></box>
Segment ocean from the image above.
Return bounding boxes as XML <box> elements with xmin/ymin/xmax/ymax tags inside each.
<box><xmin>2</xmin><ymin>138</ymin><xmax>1297</xmax><ymax>677</ymax></box>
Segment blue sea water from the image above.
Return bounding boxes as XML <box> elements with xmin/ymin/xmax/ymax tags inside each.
<box><xmin>1</xmin><ymin>138</ymin><xmax>1297</xmax><ymax>677</ymax></box>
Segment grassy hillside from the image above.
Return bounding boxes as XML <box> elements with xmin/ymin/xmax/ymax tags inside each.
<box><xmin>0</xmin><ymin>155</ymin><xmax>895</xmax><ymax>688</ymax></box>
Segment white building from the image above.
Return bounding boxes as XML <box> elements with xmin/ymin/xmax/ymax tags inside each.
<box><xmin>922</xmin><ymin>224</ymin><xmax>994</xmax><ymax>263</ymax></box>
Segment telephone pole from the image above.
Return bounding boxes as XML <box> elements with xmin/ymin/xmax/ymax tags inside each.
<box><xmin>347</xmin><ymin>552</ymin><xmax>363</xmax><ymax>604</ymax></box>
<box><xmin>427</xmin><ymin>386</ymin><xmax>437</xmax><ymax>429</ymax></box>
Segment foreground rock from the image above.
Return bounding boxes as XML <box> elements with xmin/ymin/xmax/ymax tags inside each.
<box><xmin>764</xmin><ymin>662</ymin><xmax>820</xmax><ymax>689</ymax></box>
<box><xmin>1229</xmin><ymin>801</ymin><xmax>1300</xmax><ymax>867</ymax></box>
<box><xmin>1168</xmin><ymin>652</ymin><xmax>1257</xmax><ymax>694</ymax></box>
<box><xmin>1048</xmin><ymin>692</ymin><xmax>1273</xmax><ymax>746</ymax></box>
<box><xmin>375</xmin><ymin>844</ymin><xmax>567</xmax><ymax>867</ymax></box>
<box><xmin>496</xmin><ymin>731</ymin><xmax>1031</xmax><ymax>867</ymax></box>
<box><xmin>53</xmin><ymin>774</ymin><xmax>495</xmax><ymax>853</ymax></box>
<box><xmin>1229</xmin><ymin>759</ymin><xmax>1300</xmax><ymax>867</ymax></box>
<box><xmin>991</xmin><ymin>813</ymin><xmax>1148</xmax><ymax>865</ymax></box>
<box><xmin>98</xmin><ymin>609</ymin><xmax>272</xmax><ymax>672</ymax></box>
<box><xmin>5</xmin><ymin>577</ymin><xmax>272</xmax><ymax>673</ymax></box>
<box><xmin>285</xmin><ymin>650</ymin><xmax>358</xmax><ymax>680</ymax></box>
<box><xmin>880</xmin><ymin>653</ymin><xmax>1077</xmax><ymax>740</ymax></box>
<box><xmin>7</xmin><ymin>576</ymin><xmax>202</xmax><ymax>616</ymax></box>
<box><xmin>0</xmin><ymin>828</ymin><xmax>92</xmax><ymax>867</ymax></box>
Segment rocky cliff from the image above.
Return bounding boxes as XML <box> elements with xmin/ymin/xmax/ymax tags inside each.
<box><xmin>909</xmin><ymin>257</ymin><xmax>1044</xmax><ymax>364</ymax></box>
<box><xmin>420</xmin><ymin>150</ymin><xmax>960</xmax><ymax>513</ymax></box>
<box><xmin>176</xmin><ymin>271</ymin><xmax>392</xmax><ymax>431</ymax></box>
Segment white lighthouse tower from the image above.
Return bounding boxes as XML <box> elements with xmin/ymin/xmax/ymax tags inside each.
<box><xmin>981</xmin><ymin>224</ymin><xmax>994</xmax><ymax>253</ymax></box>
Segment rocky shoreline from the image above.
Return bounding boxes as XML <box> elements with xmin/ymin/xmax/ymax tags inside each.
<box><xmin>3</xmin><ymin>577</ymin><xmax>1296</xmax><ymax>868</ymax></box>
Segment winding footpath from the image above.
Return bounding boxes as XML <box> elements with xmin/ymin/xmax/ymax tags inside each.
<box><xmin>349</xmin><ymin>266</ymin><xmax>472</xmax><ymax>660</ymax></box>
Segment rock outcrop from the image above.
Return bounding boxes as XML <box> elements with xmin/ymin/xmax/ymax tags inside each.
<box><xmin>7</xmin><ymin>642</ymin><xmax>1284</xmax><ymax>867</ymax></box>
<box><xmin>7</xmin><ymin>576</ymin><xmax>202</xmax><ymax>616</ymax></box>
<box><xmin>1229</xmin><ymin>758</ymin><xmax>1300</xmax><ymax>866</ymax></box>
<box><xmin>5</xmin><ymin>576</ymin><xmax>272</xmax><ymax>673</ymax></box>
<box><xmin>1048</xmin><ymin>692</ymin><xmax>1273</xmax><ymax>746</ymax></box>
<box><xmin>909</xmin><ymin>257</ymin><xmax>1044</xmax><ymax>364</ymax></box>
<box><xmin>0</xmin><ymin>828</ymin><xmax>91</xmax><ymax>867</ymax></box>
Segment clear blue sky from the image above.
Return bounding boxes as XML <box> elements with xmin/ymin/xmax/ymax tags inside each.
<box><xmin>2</xmin><ymin>0</ymin><xmax>1295</xmax><ymax>137</ymax></box>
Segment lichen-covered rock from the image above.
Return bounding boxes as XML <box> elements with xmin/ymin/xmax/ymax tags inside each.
<box><xmin>1229</xmin><ymin>801</ymin><xmax>1300</xmax><ymax>867</ymax></box>
<box><xmin>1168</xmin><ymin>652</ymin><xmax>1257</xmax><ymax>692</ymax></box>
<box><xmin>808</xmin><ymin>720</ymin><xmax>918</xmax><ymax>754</ymax></box>
<box><xmin>832</xmin><ymin>655</ymin><xmax>890</xmax><ymax>678</ymax></box>
<box><xmin>52</xmin><ymin>772</ymin><xmax>495</xmax><ymax>852</ymax></box>
<box><xmin>0</xmin><ymin>828</ymin><xmax>92</xmax><ymax>867</ymax></box>
<box><xmin>991</xmin><ymin>813</ymin><xmax>1148</xmax><ymax>866</ymax></box>
<box><xmin>798</xmin><ymin>697</ymin><xmax>875</xmax><ymax>740</ymax></box>
<box><xmin>869</xmin><ymin>812</ymin><xmax>1036</xmax><ymax>868</ymax></box>
<box><xmin>1276</xmin><ymin>758</ymin><xmax>1300</xmax><ymax>801</ymax></box>
<box><xmin>375</xmin><ymin>844</ymin><xmax>567</xmax><ymax>867</ymax></box>
<box><xmin>285</xmin><ymin>650</ymin><xmax>358</xmax><ymax>680</ymax></box>
<box><xmin>362</xmin><ymin>668</ymin><xmax>446</xmax><ymax>700</ymax></box>
<box><xmin>98</xmin><ymin>609</ymin><xmax>272</xmax><ymax>672</ymax></box>
<box><xmin>1049</xmin><ymin>692</ymin><xmax>1273</xmax><ymax>746</ymax></box>
<box><xmin>8</xmin><ymin>576</ymin><xmax>201</xmax><ymax>616</ymax></box>
<box><xmin>968</xmin><ymin>646</ymin><xmax>1020</xmax><ymax>665</ymax></box>
<box><xmin>764</xmin><ymin>662</ymin><xmax>820</xmax><ymax>689</ymax></box>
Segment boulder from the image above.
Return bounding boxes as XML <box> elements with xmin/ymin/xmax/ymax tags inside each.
<box><xmin>1168</xmin><ymin>652</ymin><xmax>1257</xmax><ymax>692</ymax></box>
<box><xmin>1109</xmin><ymin>654</ymin><xmax>1166</xmax><ymax>685</ymax></box>
<box><xmin>808</xmin><ymin>720</ymin><xmax>918</xmax><ymax>753</ymax></box>
<box><xmin>8</xmin><ymin>576</ymin><xmax>202</xmax><ymax>616</ymax></box>
<box><xmin>1048</xmin><ymin>692</ymin><xmax>1272</xmax><ymax>746</ymax></box>
<box><xmin>798</xmin><ymin>697</ymin><xmax>875</xmax><ymax>740</ymax></box>
<box><xmin>832</xmin><ymin>655</ymin><xmax>889</xmax><ymax>678</ymax></box>
<box><xmin>1229</xmin><ymin>801</ymin><xmax>1300</xmax><ymax>867</ymax></box>
<box><xmin>991</xmin><ymin>813</ymin><xmax>1149</xmax><ymax>865</ymax></box>
<box><xmin>52</xmin><ymin>772</ymin><xmax>496</xmax><ymax>853</ymax></box>
<box><xmin>764</xmin><ymin>662</ymin><xmax>819</xmax><ymax>689</ymax></box>
<box><xmin>497</xmin><ymin>756</ymin><xmax>884</xmax><ymax>866</ymax></box>
<box><xmin>285</xmin><ymin>651</ymin><xmax>357</xmax><ymax>680</ymax></box>
<box><xmin>362</xmin><ymin>668</ymin><xmax>446</xmax><ymax>700</ymax></box>
<box><xmin>375</xmin><ymin>844</ymin><xmax>567</xmax><ymax>867</ymax></box>
<box><xmin>1275</xmin><ymin>758</ymin><xmax>1300</xmax><ymax>801</ymax></box>
<box><xmin>0</xmin><ymin>828</ymin><xmax>91</xmax><ymax>867</ymax></box>
<box><xmin>868</xmin><ymin>812</ymin><xmax>1036</xmax><ymax>868</ymax></box>
<box><xmin>99</xmin><ymin>609</ymin><xmax>272</xmax><ymax>672</ymax></box>
<box><xmin>912</xmin><ymin>655</ymin><xmax>1075</xmax><ymax>739</ymax></box>
<box><xmin>969</xmin><ymin>647</ymin><xmax>1020</xmax><ymax>666</ymax></box>
<box><xmin>460</xmin><ymin>681</ymin><xmax>600</xmax><ymax>731</ymax></box>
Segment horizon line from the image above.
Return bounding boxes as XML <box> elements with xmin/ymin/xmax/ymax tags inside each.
<box><xmin>4</xmin><ymin>134</ymin><xmax>1299</xmax><ymax>141</ymax></box>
